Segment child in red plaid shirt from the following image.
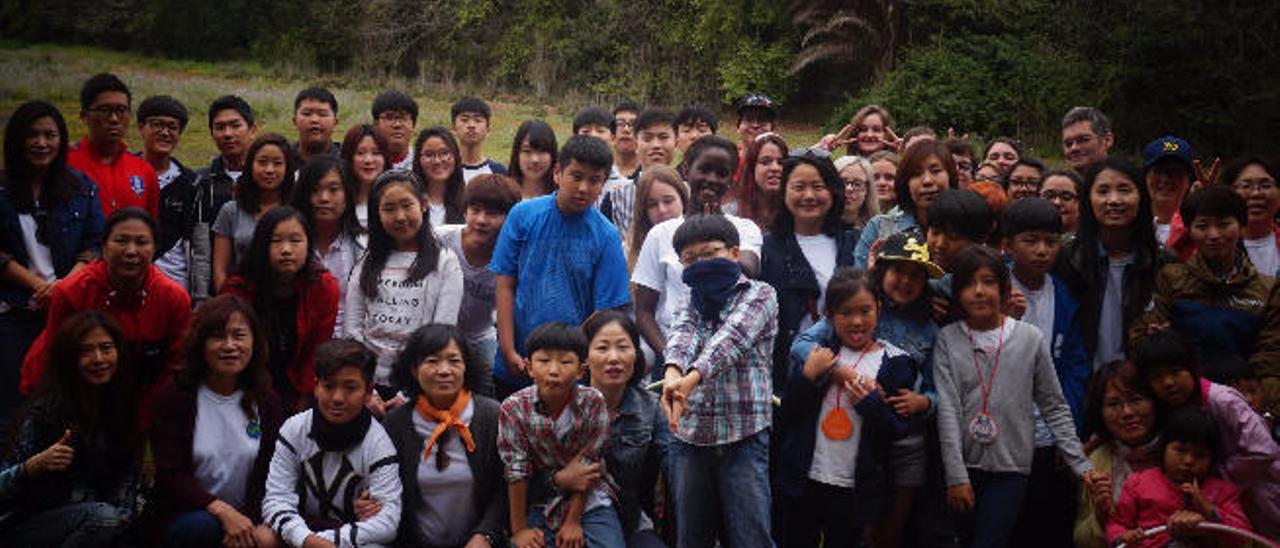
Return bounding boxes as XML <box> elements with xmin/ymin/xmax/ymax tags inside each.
<box><xmin>498</xmin><ymin>322</ymin><xmax>623</xmax><ymax>548</ymax></box>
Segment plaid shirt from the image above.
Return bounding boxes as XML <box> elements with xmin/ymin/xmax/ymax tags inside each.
<box><xmin>498</xmin><ymin>384</ymin><xmax>617</xmax><ymax>530</ymax></box>
<box><xmin>666</xmin><ymin>277</ymin><xmax>778</xmax><ymax>446</ymax></box>
<box><xmin>602</xmin><ymin>178</ymin><xmax>637</xmax><ymax>238</ymax></box>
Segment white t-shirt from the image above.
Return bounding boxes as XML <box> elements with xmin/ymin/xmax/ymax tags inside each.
<box><xmin>153</xmin><ymin>162</ymin><xmax>190</xmax><ymax>291</ymax></box>
<box><xmin>17</xmin><ymin>214</ymin><xmax>55</xmax><ymax>282</ymax></box>
<box><xmin>192</xmin><ymin>385</ymin><xmax>260</xmax><ymax>510</ymax></box>
<box><xmin>1012</xmin><ymin>274</ymin><xmax>1058</xmax><ymax>448</ymax></box>
<box><xmin>429</xmin><ymin>202</ymin><xmax>446</xmax><ymax>228</ymax></box>
<box><xmin>631</xmin><ymin>215</ymin><xmax>764</xmax><ymax>335</ymax></box>
<box><xmin>391</xmin><ymin>146</ymin><xmax>414</xmax><ymax>173</ymax></box>
<box><xmin>795</xmin><ymin>233</ymin><xmax>838</xmax><ymax>332</ymax></box>
<box><xmin>1155</xmin><ymin>222</ymin><xmax>1172</xmax><ymax>245</ymax></box>
<box><xmin>435</xmin><ymin>225</ymin><xmax>497</xmax><ymax>343</ymax></box>
<box><xmin>1095</xmin><ymin>254</ymin><xmax>1133</xmax><ymax>370</ymax></box>
<box><xmin>1245</xmin><ymin>232</ymin><xmax>1280</xmax><ymax>278</ymax></box>
<box><xmin>809</xmin><ymin>345</ymin><xmax>887</xmax><ymax>488</ymax></box>
<box><xmin>319</xmin><ymin>232</ymin><xmax>363</xmax><ymax>337</ymax></box>
<box><xmin>412</xmin><ymin>399</ymin><xmax>478</xmax><ymax>546</ymax></box>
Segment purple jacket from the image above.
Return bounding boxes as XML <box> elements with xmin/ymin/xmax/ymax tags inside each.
<box><xmin>1200</xmin><ymin>379</ymin><xmax>1280</xmax><ymax>538</ymax></box>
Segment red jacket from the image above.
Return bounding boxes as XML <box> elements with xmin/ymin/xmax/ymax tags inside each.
<box><xmin>220</xmin><ymin>271</ymin><xmax>339</xmax><ymax>399</ymax></box>
<box><xmin>1165</xmin><ymin>211</ymin><xmax>1196</xmax><ymax>262</ymax></box>
<box><xmin>68</xmin><ymin>138</ymin><xmax>159</xmax><ymax>219</ymax></box>
<box><xmin>20</xmin><ymin>261</ymin><xmax>191</xmax><ymax>419</ymax></box>
<box><xmin>1106</xmin><ymin>467</ymin><xmax>1251</xmax><ymax>547</ymax></box>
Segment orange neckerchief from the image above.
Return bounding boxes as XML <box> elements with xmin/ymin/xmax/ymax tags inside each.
<box><xmin>415</xmin><ymin>390</ymin><xmax>476</xmax><ymax>461</ymax></box>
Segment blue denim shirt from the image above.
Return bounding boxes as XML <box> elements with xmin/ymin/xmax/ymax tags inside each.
<box><xmin>0</xmin><ymin>170</ymin><xmax>104</xmax><ymax>310</ymax></box>
<box><xmin>606</xmin><ymin>386</ymin><xmax>672</xmax><ymax>535</ymax></box>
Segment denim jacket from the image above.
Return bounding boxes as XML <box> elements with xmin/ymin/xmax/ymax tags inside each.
<box><xmin>606</xmin><ymin>386</ymin><xmax>672</xmax><ymax>536</ymax></box>
<box><xmin>0</xmin><ymin>171</ymin><xmax>104</xmax><ymax>310</ymax></box>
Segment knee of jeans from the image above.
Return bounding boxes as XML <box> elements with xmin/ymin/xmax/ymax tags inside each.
<box><xmin>77</xmin><ymin>502</ymin><xmax>125</xmax><ymax>530</ymax></box>
<box><xmin>165</xmin><ymin>511</ymin><xmax>224</xmax><ymax>547</ymax></box>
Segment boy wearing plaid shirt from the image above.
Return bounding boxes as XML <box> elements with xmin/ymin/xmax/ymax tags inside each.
<box><xmin>661</xmin><ymin>214</ymin><xmax>779</xmax><ymax>548</ymax></box>
<box><xmin>498</xmin><ymin>322</ymin><xmax>623</xmax><ymax>548</ymax></box>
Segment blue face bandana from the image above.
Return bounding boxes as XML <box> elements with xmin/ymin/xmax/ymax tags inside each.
<box><xmin>681</xmin><ymin>257</ymin><xmax>742</xmax><ymax>319</ymax></box>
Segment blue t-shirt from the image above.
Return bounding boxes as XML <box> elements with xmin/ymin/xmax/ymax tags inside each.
<box><xmin>489</xmin><ymin>194</ymin><xmax>631</xmax><ymax>383</ymax></box>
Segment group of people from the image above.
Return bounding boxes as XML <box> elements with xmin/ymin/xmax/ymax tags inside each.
<box><xmin>0</xmin><ymin>70</ymin><xmax>1277</xmax><ymax>548</ymax></box>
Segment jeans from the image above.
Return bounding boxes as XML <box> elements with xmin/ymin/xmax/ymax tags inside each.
<box><xmin>955</xmin><ymin>469</ymin><xmax>1029</xmax><ymax>548</ymax></box>
<box><xmin>527</xmin><ymin>504</ymin><xmax>627</xmax><ymax>548</ymax></box>
<box><xmin>6</xmin><ymin>501</ymin><xmax>125</xmax><ymax>547</ymax></box>
<box><xmin>1009</xmin><ymin>447</ymin><xmax>1078</xmax><ymax>548</ymax></box>
<box><xmin>471</xmin><ymin>336</ymin><xmax>498</xmax><ymax>398</ymax></box>
<box><xmin>669</xmin><ymin>429</ymin><xmax>774</xmax><ymax>548</ymax></box>
<box><xmin>778</xmin><ymin>479</ymin><xmax>862</xmax><ymax>548</ymax></box>
<box><xmin>164</xmin><ymin>509</ymin><xmax>224</xmax><ymax>548</ymax></box>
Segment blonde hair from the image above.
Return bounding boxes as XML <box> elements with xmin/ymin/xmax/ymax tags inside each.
<box><xmin>627</xmin><ymin>165</ymin><xmax>687</xmax><ymax>270</ymax></box>
<box><xmin>834</xmin><ymin>155</ymin><xmax>880</xmax><ymax>228</ymax></box>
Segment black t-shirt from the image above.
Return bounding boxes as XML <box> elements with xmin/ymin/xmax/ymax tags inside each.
<box><xmin>268</xmin><ymin>294</ymin><xmax>299</xmax><ymax>400</ymax></box>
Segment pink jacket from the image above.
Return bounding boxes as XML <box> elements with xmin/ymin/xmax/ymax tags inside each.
<box><xmin>1106</xmin><ymin>467</ymin><xmax>1250</xmax><ymax>547</ymax></box>
<box><xmin>1199</xmin><ymin>379</ymin><xmax>1280</xmax><ymax>538</ymax></box>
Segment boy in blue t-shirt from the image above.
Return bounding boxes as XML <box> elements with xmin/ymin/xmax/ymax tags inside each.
<box><xmin>490</xmin><ymin>135</ymin><xmax>632</xmax><ymax>398</ymax></box>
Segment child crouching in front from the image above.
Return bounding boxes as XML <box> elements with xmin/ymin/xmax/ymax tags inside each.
<box><xmin>498</xmin><ymin>322</ymin><xmax>622</xmax><ymax>548</ymax></box>
<box><xmin>1107</xmin><ymin>407</ymin><xmax>1251</xmax><ymax>547</ymax></box>
<box><xmin>934</xmin><ymin>245</ymin><xmax>1095</xmax><ymax>547</ymax></box>
<box><xmin>262</xmin><ymin>339</ymin><xmax>402</xmax><ymax>547</ymax></box>
<box><xmin>777</xmin><ymin>267</ymin><xmax>916</xmax><ymax>547</ymax></box>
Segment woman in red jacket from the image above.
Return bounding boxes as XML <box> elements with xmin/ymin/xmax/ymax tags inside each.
<box><xmin>221</xmin><ymin>206</ymin><xmax>338</xmax><ymax>412</ymax></box>
<box><xmin>19</xmin><ymin>207</ymin><xmax>191</xmax><ymax>424</ymax></box>
<box><xmin>149</xmin><ymin>295</ymin><xmax>282</xmax><ymax>548</ymax></box>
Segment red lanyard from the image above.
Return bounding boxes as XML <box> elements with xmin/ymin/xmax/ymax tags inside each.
<box><xmin>965</xmin><ymin>318</ymin><xmax>1004</xmax><ymax>415</ymax></box>
<box><xmin>835</xmin><ymin>342</ymin><xmax>875</xmax><ymax>408</ymax></box>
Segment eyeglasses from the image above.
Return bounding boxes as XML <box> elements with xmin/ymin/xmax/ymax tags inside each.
<box><xmin>614</xmin><ymin>119</ymin><xmax>635</xmax><ymax>129</ymax></box>
<box><xmin>1040</xmin><ymin>190</ymin><xmax>1077</xmax><ymax>202</ymax></box>
<box><xmin>843</xmin><ymin>180</ymin><xmax>868</xmax><ymax>192</ymax></box>
<box><xmin>1233</xmin><ymin>179</ymin><xmax>1277</xmax><ymax>193</ymax></box>
<box><xmin>680</xmin><ymin>244</ymin><xmax>728</xmax><ymax>265</ymax></box>
<box><xmin>1102</xmin><ymin>395</ymin><xmax>1150</xmax><ymax>414</ymax></box>
<box><xmin>87</xmin><ymin>105</ymin><xmax>130</xmax><ymax>119</ymax></box>
<box><xmin>1008</xmin><ymin>178</ymin><xmax>1039</xmax><ymax>189</ymax></box>
<box><xmin>420</xmin><ymin>151</ymin><xmax>453</xmax><ymax>163</ymax></box>
<box><xmin>144</xmin><ymin>119</ymin><xmax>181</xmax><ymax>135</ymax></box>
<box><xmin>1063</xmin><ymin>134</ymin><xmax>1096</xmax><ymax>149</ymax></box>
<box><xmin>377</xmin><ymin>112</ymin><xmax>413</xmax><ymax>125</ymax></box>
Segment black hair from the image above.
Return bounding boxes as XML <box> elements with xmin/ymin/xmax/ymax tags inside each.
<box><xmin>293</xmin><ymin>86</ymin><xmax>338</xmax><ymax>115</ymax></box>
<box><xmin>674</xmin><ymin>105</ymin><xmax>719</xmax><ymax>134</ymax></box>
<box><xmin>360</xmin><ymin>170</ymin><xmax>444</xmax><ymax>299</ymax></box>
<box><xmin>1041</xmin><ymin>168</ymin><xmax>1083</xmax><ymax>192</ymax></box>
<box><xmin>1134</xmin><ymin>330</ymin><xmax>1201</xmax><ymax>382</ymax></box>
<box><xmin>293</xmin><ymin>154</ymin><xmax>364</xmax><ymax>239</ymax></box>
<box><xmin>1007</xmin><ymin>157</ymin><xmax>1045</xmax><ymax>180</ymax></box>
<box><xmin>895</xmin><ymin>140</ymin><xmax>960</xmax><ymax>218</ymax></box>
<box><xmin>508</xmin><ymin>120</ymin><xmax>558</xmax><ymax>196</ymax></box>
<box><xmin>524</xmin><ymin>321</ymin><xmax>589</xmax><ymax>363</ymax></box>
<box><xmin>1002</xmin><ymin>197</ymin><xmax>1063</xmax><ymax>238</ymax></box>
<box><xmin>234</xmin><ymin>133</ymin><xmax>296</xmax><ymax>215</ymax></box>
<box><xmin>870</xmin><ymin>252</ymin><xmax>934</xmax><ymax>320</ymax></box>
<box><xmin>391</xmin><ymin>324</ymin><xmax>485</xmax><ymax>396</ymax></box>
<box><xmin>950</xmin><ymin>245</ymin><xmax>1011</xmax><ymax>308</ymax></box>
<box><xmin>1078</xmin><ymin>157</ymin><xmax>1157</xmax><ymax>258</ymax></box>
<box><xmin>824</xmin><ymin>267</ymin><xmax>876</xmax><ymax>315</ymax></box>
<box><xmin>237</xmin><ymin>204</ymin><xmax>318</xmax><ymax>280</ymax></box>
<box><xmin>371</xmin><ymin>90</ymin><xmax>419</xmax><ymax>124</ymax></box>
<box><xmin>180</xmin><ymin>295</ymin><xmax>272</xmax><ymax>421</ymax></box>
<box><xmin>613</xmin><ymin>102</ymin><xmax>642</xmax><ymax>116</ymax></box>
<box><xmin>136</xmin><ymin>95</ymin><xmax>189</xmax><ymax>131</ymax></box>
<box><xmin>412</xmin><ymin>126</ymin><xmax>466</xmax><ymax>224</ymax></box>
<box><xmin>79</xmin><ymin>73</ymin><xmax>130</xmax><ymax>110</ymax></box>
<box><xmin>672</xmin><ymin>213</ymin><xmax>739</xmax><ymax>254</ymax></box>
<box><xmin>683</xmin><ymin>134</ymin><xmax>739</xmax><ymax>174</ymax></box>
<box><xmin>2</xmin><ymin>101</ymin><xmax>77</xmax><ymax>208</ymax></box>
<box><xmin>1085</xmin><ymin>360</ymin><xmax>1158</xmax><ymax>445</ymax></box>
<box><xmin>1180</xmin><ymin>185</ymin><xmax>1247</xmax><ymax>227</ymax></box>
<box><xmin>774</xmin><ymin>155</ymin><xmax>845</xmax><ymax>237</ymax></box>
<box><xmin>1218</xmin><ymin>154</ymin><xmax>1277</xmax><ymax>187</ymax></box>
<box><xmin>465</xmin><ymin>174</ymin><xmax>522</xmax><ymax>214</ymax></box>
<box><xmin>582</xmin><ymin>310</ymin><xmax>648</xmax><ymax>387</ymax></box>
<box><xmin>1159</xmin><ymin>407</ymin><xmax>1221</xmax><ymax>464</ymax></box>
<box><xmin>450</xmin><ymin>96</ymin><xmax>491</xmax><ymax>122</ymax></box>
<box><xmin>1203</xmin><ymin>352</ymin><xmax>1255</xmax><ymax>386</ymax></box>
<box><xmin>103</xmin><ymin>207</ymin><xmax>157</xmax><ymax>244</ymax></box>
<box><xmin>208</xmin><ymin>95</ymin><xmax>255</xmax><ymax>129</ymax></box>
<box><xmin>634</xmin><ymin>108</ymin><xmax>676</xmax><ymax>134</ymax></box>
<box><xmin>946</xmin><ymin>138</ymin><xmax>976</xmax><ymax>160</ymax></box>
<box><xmin>558</xmin><ymin>134</ymin><xmax>613</xmax><ymax>173</ymax></box>
<box><xmin>572</xmin><ymin>107</ymin><xmax>613</xmax><ymax>135</ymax></box>
<box><xmin>314</xmin><ymin>338</ymin><xmax>377</xmax><ymax>384</ymax></box>
<box><xmin>927</xmin><ymin>190</ymin><xmax>993</xmax><ymax>242</ymax></box>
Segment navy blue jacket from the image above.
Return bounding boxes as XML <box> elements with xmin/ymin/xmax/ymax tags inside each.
<box><xmin>1041</xmin><ymin>272</ymin><xmax>1091</xmax><ymax>431</ymax></box>
<box><xmin>777</xmin><ymin>341</ymin><xmax>916</xmax><ymax>525</ymax></box>
<box><xmin>760</xmin><ymin>228</ymin><xmax>857</xmax><ymax>392</ymax></box>
<box><xmin>0</xmin><ymin>170</ymin><xmax>104</xmax><ymax>309</ymax></box>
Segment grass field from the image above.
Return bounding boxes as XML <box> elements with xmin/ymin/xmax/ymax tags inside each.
<box><xmin>0</xmin><ymin>43</ymin><xmax>824</xmax><ymax>170</ymax></box>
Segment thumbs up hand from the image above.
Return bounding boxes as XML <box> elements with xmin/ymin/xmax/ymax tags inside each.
<box><xmin>25</xmin><ymin>429</ymin><xmax>75</xmax><ymax>475</ymax></box>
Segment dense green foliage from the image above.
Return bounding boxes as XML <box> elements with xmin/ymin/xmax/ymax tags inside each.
<box><xmin>3</xmin><ymin>0</ymin><xmax>1275</xmax><ymax>158</ymax></box>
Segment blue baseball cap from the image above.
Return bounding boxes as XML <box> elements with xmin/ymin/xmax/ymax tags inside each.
<box><xmin>1142</xmin><ymin>136</ymin><xmax>1194</xmax><ymax>170</ymax></box>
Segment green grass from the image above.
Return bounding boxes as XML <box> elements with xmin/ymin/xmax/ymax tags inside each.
<box><xmin>0</xmin><ymin>44</ymin><xmax>824</xmax><ymax>170</ymax></box>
